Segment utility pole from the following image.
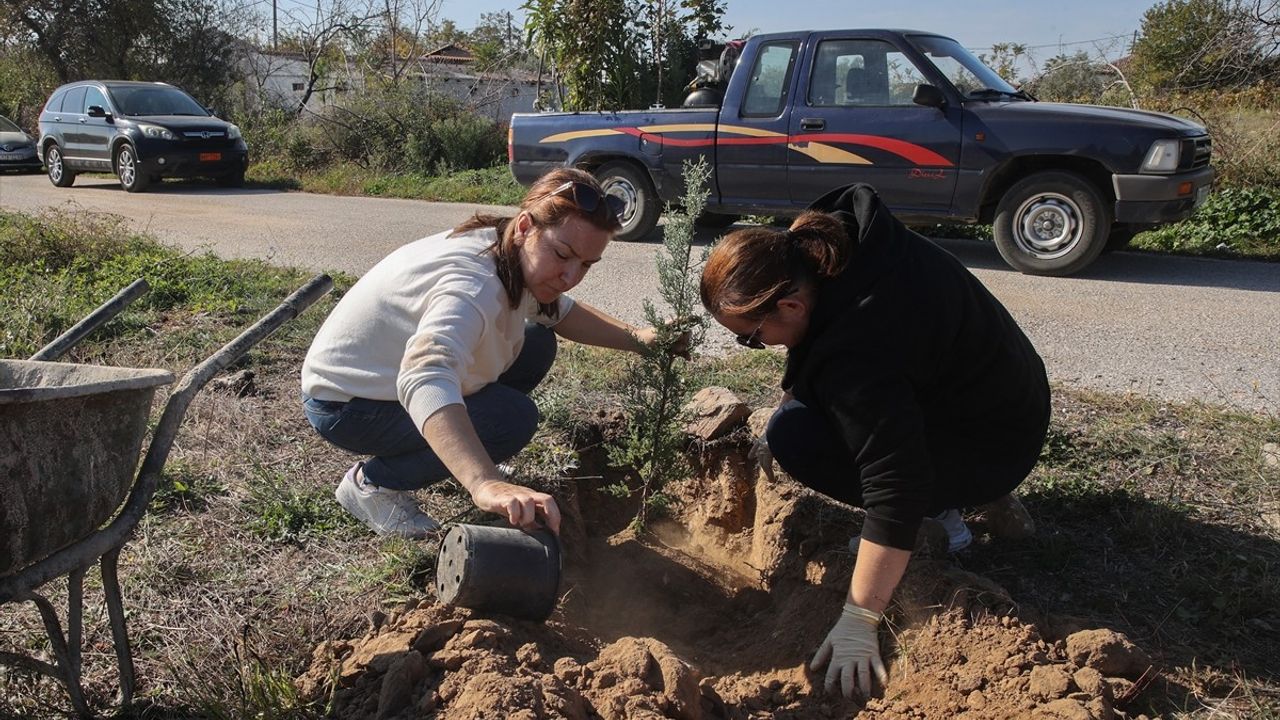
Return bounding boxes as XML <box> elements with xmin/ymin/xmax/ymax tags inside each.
<box><xmin>273</xmin><ymin>0</ymin><xmax>278</xmax><ymax>50</ymax></box>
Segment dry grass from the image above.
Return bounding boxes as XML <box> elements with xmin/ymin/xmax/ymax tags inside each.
<box><xmin>2</xmin><ymin>211</ymin><xmax>1277</xmax><ymax>718</ymax></box>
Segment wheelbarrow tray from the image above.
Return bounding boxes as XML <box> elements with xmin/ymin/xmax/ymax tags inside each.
<box><xmin>0</xmin><ymin>360</ymin><xmax>174</xmax><ymax>578</ymax></box>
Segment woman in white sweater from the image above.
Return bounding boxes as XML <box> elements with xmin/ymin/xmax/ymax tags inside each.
<box><xmin>302</xmin><ymin>168</ymin><xmax>674</xmax><ymax>538</ymax></box>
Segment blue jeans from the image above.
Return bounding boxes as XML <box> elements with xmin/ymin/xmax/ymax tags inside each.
<box><xmin>303</xmin><ymin>323</ymin><xmax>556</xmax><ymax>491</ymax></box>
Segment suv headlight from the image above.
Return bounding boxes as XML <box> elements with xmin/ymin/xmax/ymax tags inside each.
<box><xmin>137</xmin><ymin>123</ymin><xmax>177</xmax><ymax>141</ymax></box>
<box><xmin>227</xmin><ymin>124</ymin><xmax>242</xmax><ymax>140</ymax></box>
<box><xmin>1141</xmin><ymin>139</ymin><xmax>1181</xmax><ymax>173</ymax></box>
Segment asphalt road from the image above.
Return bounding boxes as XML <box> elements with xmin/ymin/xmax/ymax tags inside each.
<box><xmin>2</xmin><ymin>173</ymin><xmax>1278</xmax><ymax>415</ymax></box>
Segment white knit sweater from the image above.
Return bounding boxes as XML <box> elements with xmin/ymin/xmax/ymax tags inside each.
<box><xmin>301</xmin><ymin>227</ymin><xmax>572</xmax><ymax>432</ymax></box>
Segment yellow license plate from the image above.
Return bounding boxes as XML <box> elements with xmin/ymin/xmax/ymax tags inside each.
<box><xmin>199</xmin><ymin>152</ymin><xmax>221</xmax><ymax>162</ymax></box>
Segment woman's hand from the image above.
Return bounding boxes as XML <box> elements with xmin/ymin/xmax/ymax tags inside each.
<box><xmin>635</xmin><ymin>319</ymin><xmax>693</xmax><ymax>360</ymax></box>
<box><xmin>469</xmin><ymin>479</ymin><xmax>562</xmax><ymax>534</ymax></box>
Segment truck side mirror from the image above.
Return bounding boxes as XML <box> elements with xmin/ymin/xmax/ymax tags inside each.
<box><xmin>87</xmin><ymin>105</ymin><xmax>108</xmax><ymax>118</ymax></box>
<box><xmin>912</xmin><ymin>84</ymin><xmax>946</xmax><ymax>110</ymax></box>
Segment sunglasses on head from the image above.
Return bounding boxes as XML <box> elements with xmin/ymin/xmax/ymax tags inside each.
<box><xmin>547</xmin><ymin>180</ymin><xmax>627</xmax><ymax>220</ymax></box>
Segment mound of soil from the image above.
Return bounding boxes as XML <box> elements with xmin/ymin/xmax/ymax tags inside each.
<box><xmin>297</xmin><ymin>446</ymin><xmax>1156</xmax><ymax>719</ymax></box>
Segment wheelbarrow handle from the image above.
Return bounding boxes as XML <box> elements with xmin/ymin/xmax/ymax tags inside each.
<box><xmin>29</xmin><ymin>279</ymin><xmax>151</xmax><ymax>362</ymax></box>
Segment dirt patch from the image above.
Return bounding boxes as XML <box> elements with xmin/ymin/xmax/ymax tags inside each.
<box><xmin>297</xmin><ymin>446</ymin><xmax>1158</xmax><ymax>719</ymax></box>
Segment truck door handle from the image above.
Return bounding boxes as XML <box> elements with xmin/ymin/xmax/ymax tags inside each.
<box><xmin>800</xmin><ymin>118</ymin><xmax>826</xmax><ymax>131</ymax></box>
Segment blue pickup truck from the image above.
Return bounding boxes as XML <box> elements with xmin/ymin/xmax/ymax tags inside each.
<box><xmin>509</xmin><ymin>29</ymin><xmax>1214</xmax><ymax>276</ymax></box>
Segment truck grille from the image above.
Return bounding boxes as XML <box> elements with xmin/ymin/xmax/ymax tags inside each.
<box><xmin>1183</xmin><ymin>136</ymin><xmax>1212</xmax><ymax>170</ymax></box>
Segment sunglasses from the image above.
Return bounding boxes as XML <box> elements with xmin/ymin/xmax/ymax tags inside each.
<box><xmin>736</xmin><ymin>320</ymin><xmax>767</xmax><ymax>350</ymax></box>
<box><xmin>547</xmin><ymin>180</ymin><xmax>627</xmax><ymax>220</ymax></box>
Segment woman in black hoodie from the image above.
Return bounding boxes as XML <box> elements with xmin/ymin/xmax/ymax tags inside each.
<box><xmin>700</xmin><ymin>184</ymin><xmax>1050</xmax><ymax>699</ymax></box>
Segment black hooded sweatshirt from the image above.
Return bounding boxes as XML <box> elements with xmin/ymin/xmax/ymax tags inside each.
<box><xmin>780</xmin><ymin>184</ymin><xmax>1050</xmax><ymax>551</ymax></box>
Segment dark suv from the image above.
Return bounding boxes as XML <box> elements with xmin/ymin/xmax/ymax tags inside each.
<box><xmin>37</xmin><ymin>80</ymin><xmax>248</xmax><ymax>192</ymax></box>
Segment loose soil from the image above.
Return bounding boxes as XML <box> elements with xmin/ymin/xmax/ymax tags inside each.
<box><xmin>297</xmin><ymin>447</ymin><xmax>1157</xmax><ymax>719</ymax></box>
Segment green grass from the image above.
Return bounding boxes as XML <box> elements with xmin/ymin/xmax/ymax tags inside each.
<box><xmin>247</xmin><ymin>160</ymin><xmax>524</xmax><ymax>206</ymax></box>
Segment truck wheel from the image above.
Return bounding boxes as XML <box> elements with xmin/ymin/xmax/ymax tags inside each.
<box><xmin>595</xmin><ymin>161</ymin><xmax>660</xmax><ymax>242</ymax></box>
<box><xmin>45</xmin><ymin>144</ymin><xmax>76</xmax><ymax>187</ymax></box>
<box><xmin>993</xmin><ymin>171</ymin><xmax>1110</xmax><ymax>276</ymax></box>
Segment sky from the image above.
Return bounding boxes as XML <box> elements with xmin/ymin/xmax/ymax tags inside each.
<box><xmin>430</xmin><ymin>0</ymin><xmax>1159</xmax><ymax>60</ymax></box>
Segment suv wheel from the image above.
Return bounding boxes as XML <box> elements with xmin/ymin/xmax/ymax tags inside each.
<box><xmin>115</xmin><ymin>144</ymin><xmax>150</xmax><ymax>193</ymax></box>
<box><xmin>993</xmin><ymin>170</ymin><xmax>1110</xmax><ymax>276</ymax></box>
<box><xmin>46</xmin><ymin>144</ymin><xmax>76</xmax><ymax>187</ymax></box>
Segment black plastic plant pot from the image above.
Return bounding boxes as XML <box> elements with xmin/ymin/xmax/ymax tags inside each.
<box><xmin>435</xmin><ymin>523</ymin><xmax>561</xmax><ymax>622</ymax></box>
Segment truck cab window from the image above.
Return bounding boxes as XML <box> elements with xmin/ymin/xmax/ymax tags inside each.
<box><xmin>809</xmin><ymin>39</ymin><xmax>928</xmax><ymax>107</ymax></box>
<box><xmin>742</xmin><ymin>41</ymin><xmax>797</xmax><ymax>117</ymax></box>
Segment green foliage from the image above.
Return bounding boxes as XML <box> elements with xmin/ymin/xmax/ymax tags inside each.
<box><xmin>0</xmin><ymin>47</ymin><xmax>56</xmax><ymax>129</ymax></box>
<box><xmin>0</xmin><ymin>0</ymin><xmax>245</xmax><ymax>109</ymax></box>
<box><xmin>607</xmin><ymin>157</ymin><xmax>713</xmax><ymax>528</ymax></box>
<box><xmin>1134</xmin><ymin>186</ymin><xmax>1280</xmax><ymax>258</ymax></box>
<box><xmin>0</xmin><ymin>209</ymin><xmax>331</xmax><ymax>360</ymax></box>
<box><xmin>1129</xmin><ymin>0</ymin><xmax>1273</xmax><ymax>92</ymax></box>
<box><xmin>523</xmin><ymin>0</ymin><xmax>727</xmax><ymax>110</ymax></box>
<box><xmin>293</xmin><ymin>85</ymin><xmax>505</xmax><ymax>175</ymax></box>
<box><xmin>1025</xmin><ymin>51</ymin><xmax>1112</xmax><ymax>103</ymax></box>
<box><xmin>245</xmin><ymin>472</ymin><xmax>357</xmax><ymax>543</ymax></box>
<box><xmin>979</xmin><ymin>42</ymin><xmax>1029</xmax><ymax>84</ymax></box>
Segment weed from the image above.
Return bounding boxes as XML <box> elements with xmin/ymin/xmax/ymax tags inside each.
<box><xmin>244</xmin><ymin>468</ymin><xmax>359</xmax><ymax>543</ymax></box>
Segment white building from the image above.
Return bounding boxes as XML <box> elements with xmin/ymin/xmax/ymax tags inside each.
<box><xmin>238</xmin><ymin>44</ymin><xmax>547</xmax><ymax>125</ymax></box>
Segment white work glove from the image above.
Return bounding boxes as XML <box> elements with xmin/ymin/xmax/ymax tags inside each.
<box><xmin>747</xmin><ymin>434</ymin><xmax>775</xmax><ymax>482</ymax></box>
<box><xmin>810</xmin><ymin>602</ymin><xmax>888</xmax><ymax>698</ymax></box>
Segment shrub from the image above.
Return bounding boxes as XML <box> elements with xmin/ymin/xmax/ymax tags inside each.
<box><xmin>1134</xmin><ymin>186</ymin><xmax>1280</xmax><ymax>258</ymax></box>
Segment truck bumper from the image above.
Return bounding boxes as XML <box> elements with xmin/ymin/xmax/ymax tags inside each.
<box><xmin>1112</xmin><ymin>167</ymin><xmax>1214</xmax><ymax>224</ymax></box>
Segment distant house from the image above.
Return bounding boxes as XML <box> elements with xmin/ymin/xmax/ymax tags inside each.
<box><xmin>239</xmin><ymin>44</ymin><xmax>546</xmax><ymax>125</ymax></box>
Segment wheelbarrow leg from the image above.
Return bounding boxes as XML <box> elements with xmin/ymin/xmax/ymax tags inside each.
<box><xmin>102</xmin><ymin>548</ymin><xmax>136</xmax><ymax>707</ymax></box>
<box><xmin>20</xmin><ymin>590</ymin><xmax>94</xmax><ymax>718</ymax></box>
<box><xmin>68</xmin><ymin>567</ymin><xmax>86</xmax><ymax>677</ymax></box>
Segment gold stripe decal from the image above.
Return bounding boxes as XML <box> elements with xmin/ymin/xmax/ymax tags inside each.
<box><xmin>540</xmin><ymin>128</ymin><xmax>625</xmax><ymax>143</ymax></box>
<box><xmin>788</xmin><ymin>143</ymin><xmax>872</xmax><ymax>165</ymax></box>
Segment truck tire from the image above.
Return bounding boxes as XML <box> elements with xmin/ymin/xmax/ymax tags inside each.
<box><xmin>595</xmin><ymin>161</ymin><xmax>660</xmax><ymax>242</ymax></box>
<box><xmin>993</xmin><ymin>171</ymin><xmax>1110</xmax><ymax>276</ymax></box>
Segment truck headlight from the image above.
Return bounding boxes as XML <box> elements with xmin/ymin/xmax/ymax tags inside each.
<box><xmin>138</xmin><ymin>123</ymin><xmax>177</xmax><ymax>141</ymax></box>
<box><xmin>227</xmin><ymin>124</ymin><xmax>242</xmax><ymax>140</ymax></box>
<box><xmin>1141</xmin><ymin>139</ymin><xmax>1181</xmax><ymax>173</ymax></box>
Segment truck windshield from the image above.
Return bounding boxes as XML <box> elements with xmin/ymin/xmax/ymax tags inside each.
<box><xmin>106</xmin><ymin>86</ymin><xmax>210</xmax><ymax>117</ymax></box>
<box><xmin>0</xmin><ymin>116</ymin><xmax>22</xmax><ymax>133</ymax></box>
<box><xmin>907</xmin><ymin>35</ymin><xmax>1022</xmax><ymax>99</ymax></box>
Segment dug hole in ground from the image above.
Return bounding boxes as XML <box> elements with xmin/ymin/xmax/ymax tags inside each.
<box><xmin>296</xmin><ymin>391</ymin><xmax>1155</xmax><ymax>720</ymax></box>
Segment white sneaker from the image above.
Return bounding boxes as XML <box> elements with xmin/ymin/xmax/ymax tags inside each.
<box><xmin>335</xmin><ymin>463</ymin><xmax>440</xmax><ymax>538</ymax></box>
<box><xmin>933</xmin><ymin>508</ymin><xmax>973</xmax><ymax>553</ymax></box>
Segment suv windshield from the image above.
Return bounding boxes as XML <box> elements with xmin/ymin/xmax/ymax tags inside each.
<box><xmin>906</xmin><ymin>35</ymin><xmax>1023</xmax><ymax>99</ymax></box>
<box><xmin>0</xmin><ymin>116</ymin><xmax>22</xmax><ymax>133</ymax></box>
<box><xmin>107</xmin><ymin>86</ymin><xmax>209</xmax><ymax>117</ymax></box>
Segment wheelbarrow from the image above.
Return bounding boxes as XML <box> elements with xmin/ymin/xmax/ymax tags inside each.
<box><xmin>0</xmin><ymin>274</ymin><xmax>333</xmax><ymax>717</ymax></box>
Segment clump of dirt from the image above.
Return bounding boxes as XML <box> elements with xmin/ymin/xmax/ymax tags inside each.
<box><xmin>297</xmin><ymin>445</ymin><xmax>1158</xmax><ymax>719</ymax></box>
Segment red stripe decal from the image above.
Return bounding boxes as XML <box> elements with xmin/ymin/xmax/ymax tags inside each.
<box><xmin>610</xmin><ymin>127</ymin><xmax>953</xmax><ymax>166</ymax></box>
<box><xmin>789</xmin><ymin>133</ymin><xmax>953</xmax><ymax>166</ymax></box>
